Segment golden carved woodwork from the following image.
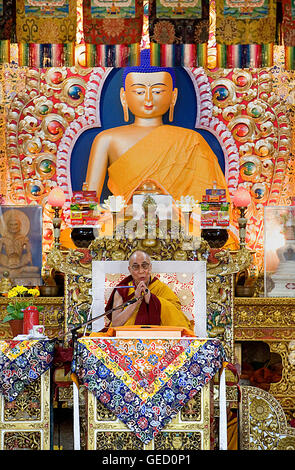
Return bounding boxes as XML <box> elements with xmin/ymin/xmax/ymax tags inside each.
<box><xmin>154</xmin><ymin>431</ymin><xmax>202</xmax><ymax>450</ymax></box>
<box><xmin>4</xmin><ymin>379</ymin><xmax>42</xmax><ymax>422</ymax></box>
<box><xmin>46</xmin><ymin>243</ymin><xmax>252</xmax><ymax>278</ymax></box>
<box><xmin>96</xmin><ymin>399</ymin><xmax>117</xmax><ymax>422</ymax></box>
<box><xmin>3</xmin><ymin>431</ymin><xmax>42</xmax><ymax>450</ymax></box>
<box><xmin>0</xmin><ymin>296</ymin><xmax>64</xmax><ymax>339</ymax></box>
<box><xmin>0</xmin><ymin>370</ymin><xmax>51</xmax><ymax>450</ymax></box>
<box><xmin>234</xmin><ymin>297</ymin><xmax>295</xmax><ymax>331</ymax></box>
<box><xmin>95</xmin><ymin>431</ymin><xmax>144</xmax><ymax>451</ymax></box>
<box><xmin>234</xmin><ymin>297</ymin><xmax>295</xmax><ymax>414</ymax></box>
<box><xmin>180</xmin><ymin>391</ymin><xmax>202</xmax><ymax>421</ymax></box>
<box><xmin>239</xmin><ymin>386</ymin><xmax>295</xmax><ymax>450</ymax></box>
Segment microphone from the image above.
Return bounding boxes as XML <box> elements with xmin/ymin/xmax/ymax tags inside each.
<box><xmin>59</xmin><ymin>296</ymin><xmax>141</xmax><ymax>340</ymax></box>
<box><xmin>125</xmin><ymin>296</ymin><xmax>140</xmax><ymax>306</ymax></box>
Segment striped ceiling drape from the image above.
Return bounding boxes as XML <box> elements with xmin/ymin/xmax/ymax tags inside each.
<box><xmin>0</xmin><ymin>1</ymin><xmax>293</xmax><ymax>69</ymax></box>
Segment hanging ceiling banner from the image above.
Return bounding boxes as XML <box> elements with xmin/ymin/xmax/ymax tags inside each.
<box><xmin>282</xmin><ymin>0</ymin><xmax>295</xmax><ymax>68</ymax></box>
<box><xmin>15</xmin><ymin>0</ymin><xmax>77</xmax><ymax>67</ymax></box>
<box><xmin>215</xmin><ymin>0</ymin><xmax>277</xmax><ymax>45</ymax></box>
<box><xmin>0</xmin><ymin>0</ymin><xmax>16</xmax><ymax>40</ymax></box>
<box><xmin>281</xmin><ymin>0</ymin><xmax>295</xmax><ymax>45</ymax></box>
<box><xmin>82</xmin><ymin>0</ymin><xmax>143</xmax><ymax>66</ymax></box>
<box><xmin>149</xmin><ymin>0</ymin><xmax>209</xmax><ymax>67</ymax></box>
<box><xmin>16</xmin><ymin>0</ymin><xmax>77</xmax><ymax>44</ymax></box>
<box><xmin>0</xmin><ymin>0</ymin><xmax>16</xmax><ymax>63</ymax></box>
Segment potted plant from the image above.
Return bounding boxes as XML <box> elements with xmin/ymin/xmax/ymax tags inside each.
<box><xmin>2</xmin><ymin>285</ymin><xmax>43</xmax><ymax>337</ymax></box>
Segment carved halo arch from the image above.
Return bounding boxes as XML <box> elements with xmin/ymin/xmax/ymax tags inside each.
<box><xmin>56</xmin><ymin>66</ymin><xmax>239</xmax><ymax>221</ymax></box>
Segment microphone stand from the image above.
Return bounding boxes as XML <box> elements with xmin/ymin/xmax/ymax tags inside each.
<box><xmin>62</xmin><ymin>295</ymin><xmax>139</xmax><ymax>340</ymax></box>
<box><xmin>56</xmin><ymin>295</ymin><xmax>139</xmax><ymax>451</ymax></box>
<box><xmin>58</xmin><ymin>296</ymin><xmax>140</xmax><ymax>377</ymax></box>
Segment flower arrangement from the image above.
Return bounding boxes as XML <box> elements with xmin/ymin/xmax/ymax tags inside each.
<box><xmin>3</xmin><ymin>285</ymin><xmax>43</xmax><ymax>323</ymax></box>
<box><xmin>175</xmin><ymin>195</ymin><xmax>197</xmax><ymax>212</ymax></box>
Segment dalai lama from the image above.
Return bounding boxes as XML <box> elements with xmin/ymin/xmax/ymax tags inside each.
<box><xmin>105</xmin><ymin>250</ymin><xmax>191</xmax><ymax>328</ymax></box>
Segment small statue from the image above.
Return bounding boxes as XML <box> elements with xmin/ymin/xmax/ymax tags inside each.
<box><xmin>42</xmin><ymin>267</ymin><xmax>57</xmax><ymax>286</ymax></box>
<box><xmin>0</xmin><ymin>271</ymin><xmax>12</xmax><ymax>294</ymax></box>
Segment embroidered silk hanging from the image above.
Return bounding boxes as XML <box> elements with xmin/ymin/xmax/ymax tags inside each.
<box><xmin>75</xmin><ymin>337</ymin><xmax>227</xmax><ymax>443</ymax></box>
<box><xmin>282</xmin><ymin>0</ymin><xmax>295</xmax><ymax>68</ymax></box>
<box><xmin>82</xmin><ymin>0</ymin><xmax>143</xmax><ymax>67</ymax></box>
<box><xmin>0</xmin><ymin>0</ymin><xmax>16</xmax><ymax>63</ymax></box>
<box><xmin>16</xmin><ymin>0</ymin><xmax>77</xmax><ymax>67</ymax></box>
<box><xmin>0</xmin><ymin>339</ymin><xmax>56</xmax><ymax>402</ymax></box>
<box><xmin>149</xmin><ymin>0</ymin><xmax>209</xmax><ymax>67</ymax></box>
<box><xmin>215</xmin><ymin>0</ymin><xmax>277</xmax><ymax>68</ymax></box>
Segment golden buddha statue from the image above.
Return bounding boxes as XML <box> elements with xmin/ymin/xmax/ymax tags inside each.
<box><xmin>85</xmin><ymin>49</ymin><xmax>229</xmax><ymax>205</ymax></box>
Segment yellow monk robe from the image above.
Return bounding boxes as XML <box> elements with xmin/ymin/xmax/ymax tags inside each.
<box><xmin>108</xmin><ymin>125</ymin><xmax>229</xmax><ymax>203</ymax></box>
<box><xmin>106</xmin><ymin>275</ymin><xmax>192</xmax><ymax>329</ymax></box>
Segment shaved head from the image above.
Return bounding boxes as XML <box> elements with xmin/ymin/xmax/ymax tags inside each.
<box><xmin>129</xmin><ymin>250</ymin><xmax>151</xmax><ymax>266</ymax></box>
<box><xmin>128</xmin><ymin>250</ymin><xmax>152</xmax><ymax>285</ymax></box>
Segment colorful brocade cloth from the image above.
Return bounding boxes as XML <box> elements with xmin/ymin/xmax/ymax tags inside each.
<box><xmin>75</xmin><ymin>337</ymin><xmax>226</xmax><ymax>443</ymax></box>
<box><xmin>0</xmin><ymin>340</ymin><xmax>56</xmax><ymax>402</ymax></box>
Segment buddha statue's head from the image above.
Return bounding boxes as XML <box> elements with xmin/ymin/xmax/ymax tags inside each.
<box><xmin>121</xmin><ymin>49</ymin><xmax>178</xmax><ymax>122</ymax></box>
<box><xmin>6</xmin><ymin>216</ymin><xmax>21</xmax><ymax>235</ymax></box>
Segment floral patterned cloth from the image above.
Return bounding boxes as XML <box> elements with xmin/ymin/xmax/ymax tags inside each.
<box><xmin>82</xmin><ymin>0</ymin><xmax>143</xmax><ymax>45</ymax></box>
<box><xmin>0</xmin><ymin>0</ymin><xmax>15</xmax><ymax>40</ymax></box>
<box><xmin>282</xmin><ymin>0</ymin><xmax>295</xmax><ymax>46</ymax></box>
<box><xmin>148</xmin><ymin>0</ymin><xmax>209</xmax><ymax>66</ymax></box>
<box><xmin>149</xmin><ymin>0</ymin><xmax>209</xmax><ymax>45</ymax></box>
<box><xmin>16</xmin><ymin>0</ymin><xmax>77</xmax><ymax>43</ymax></box>
<box><xmin>76</xmin><ymin>337</ymin><xmax>226</xmax><ymax>443</ymax></box>
<box><xmin>0</xmin><ymin>339</ymin><xmax>56</xmax><ymax>402</ymax></box>
<box><xmin>215</xmin><ymin>0</ymin><xmax>277</xmax><ymax>44</ymax></box>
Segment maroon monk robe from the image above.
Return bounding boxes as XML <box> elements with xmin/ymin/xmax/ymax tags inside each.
<box><xmin>105</xmin><ymin>274</ymin><xmax>161</xmax><ymax>325</ymax></box>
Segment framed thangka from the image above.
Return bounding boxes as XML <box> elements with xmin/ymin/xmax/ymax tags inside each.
<box><xmin>90</xmin><ymin>0</ymin><xmax>136</xmax><ymax>18</ymax></box>
<box><xmin>215</xmin><ymin>0</ymin><xmax>277</xmax><ymax>45</ymax></box>
<box><xmin>24</xmin><ymin>0</ymin><xmax>70</xmax><ymax>17</ymax></box>
<box><xmin>155</xmin><ymin>0</ymin><xmax>202</xmax><ymax>19</ymax></box>
<box><xmin>222</xmin><ymin>0</ymin><xmax>269</xmax><ymax>19</ymax></box>
<box><xmin>0</xmin><ymin>206</ymin><xmax>42</xmax><ymax>286</ymax></box>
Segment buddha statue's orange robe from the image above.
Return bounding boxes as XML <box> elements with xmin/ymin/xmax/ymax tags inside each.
<box><xmin>108</xmin><ymin>125</ymin><xmax>229</xmax><ymax>203</ymax></box>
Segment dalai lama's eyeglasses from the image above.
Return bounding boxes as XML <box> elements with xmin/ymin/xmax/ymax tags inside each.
<box><xmin>130</xmin><ymin>262</ymin><xmax>151</xmax><ymax>272</ymax></box>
